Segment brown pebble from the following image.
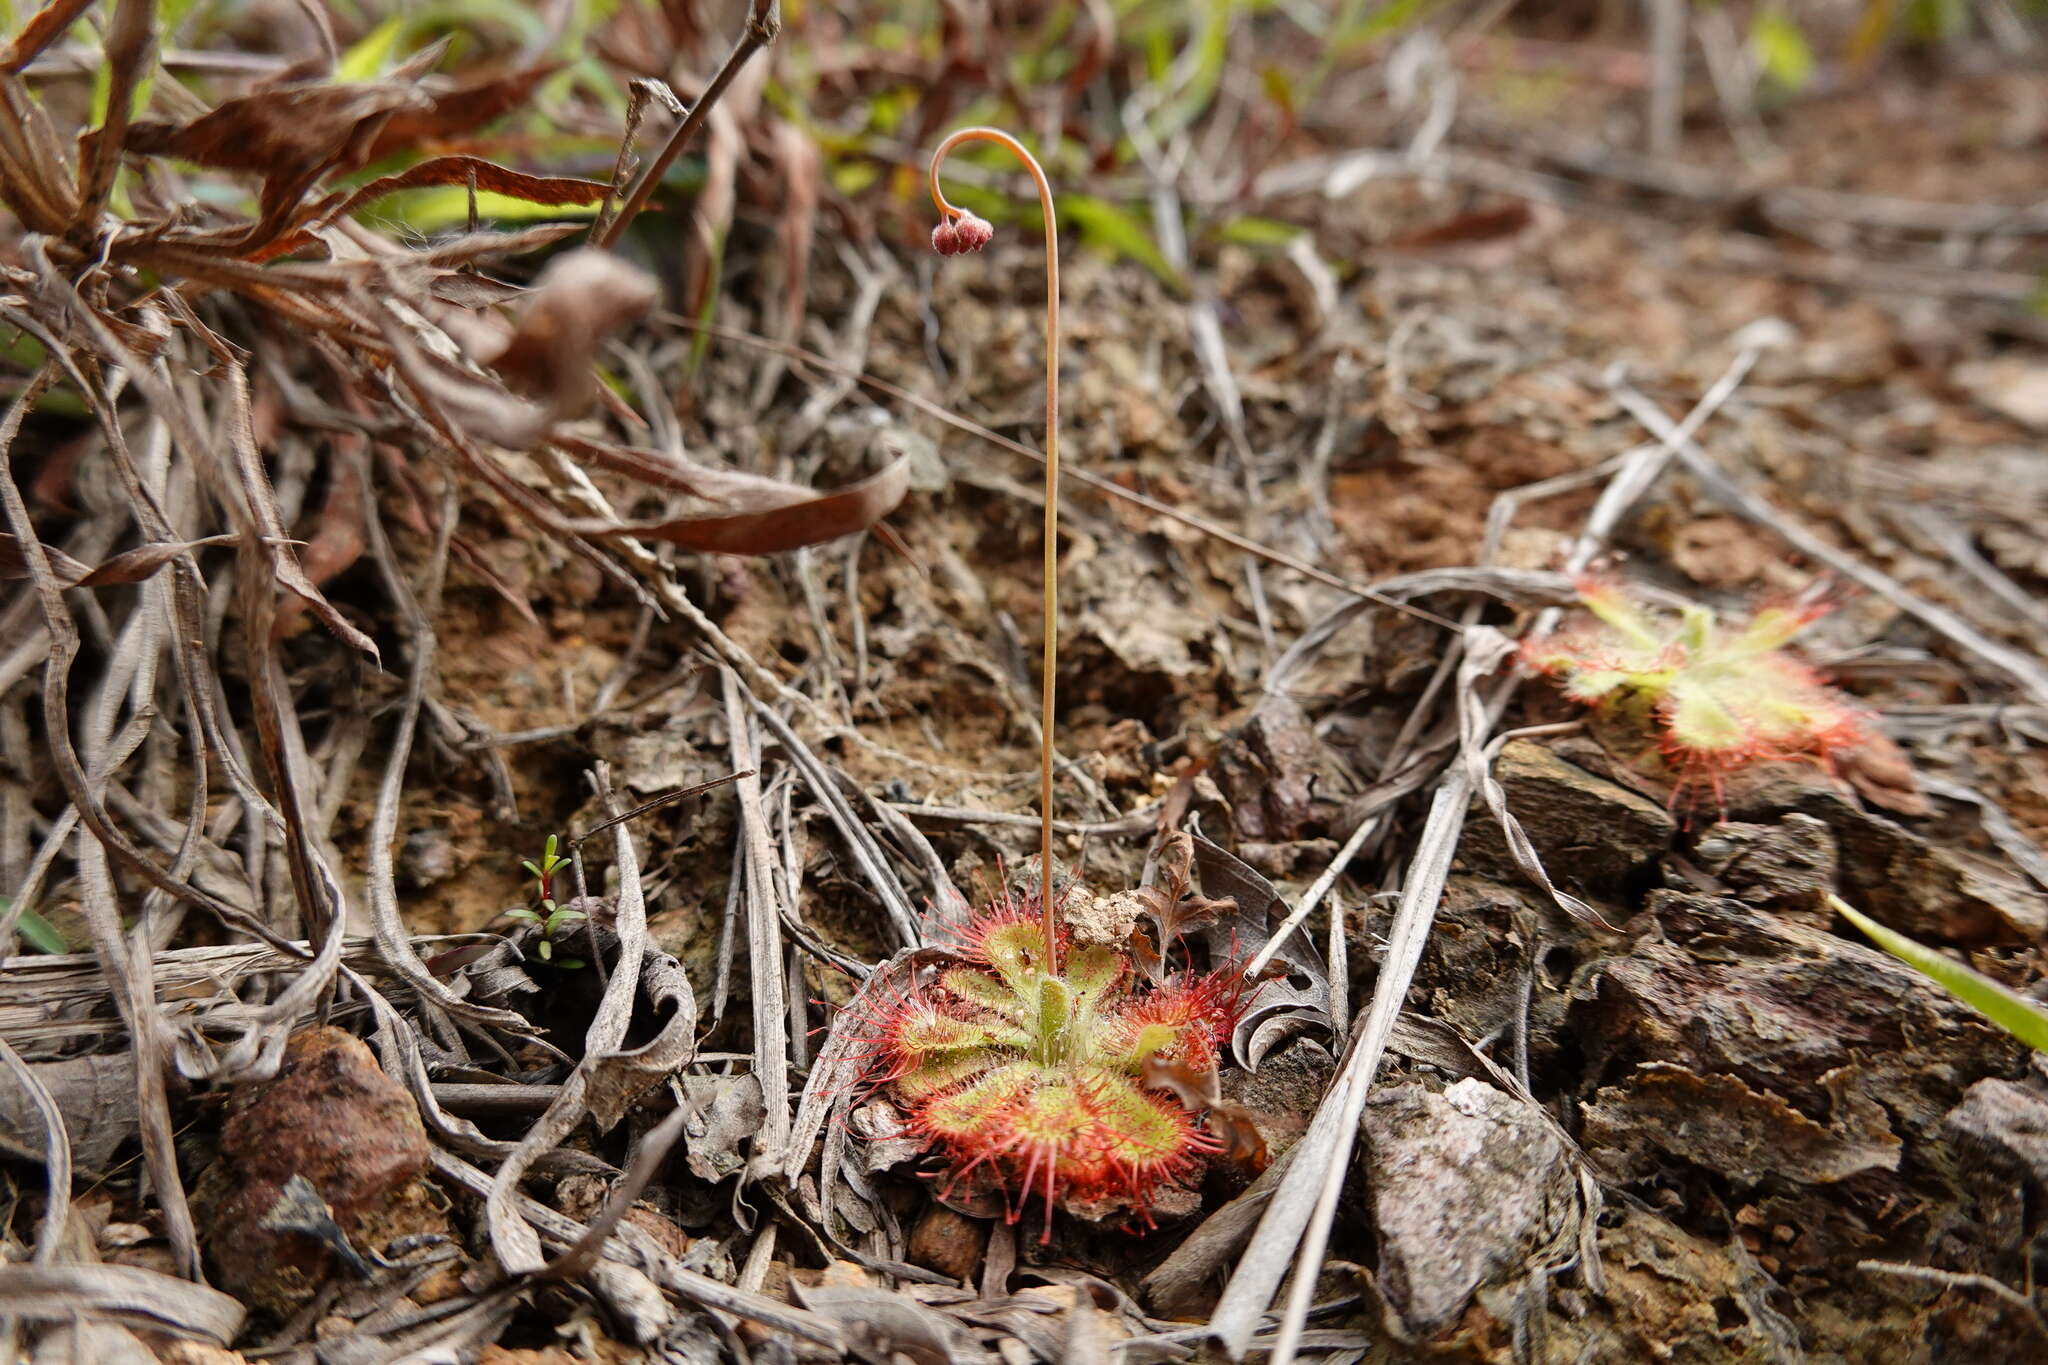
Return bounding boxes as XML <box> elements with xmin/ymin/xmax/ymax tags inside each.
<box><xmin>907</xmin><ymin>1204</ymin><xmax>989</xmax><ymax>1284</ymax></box>
<box><xmin>196</xmin><ymin>1026</ymin><xmax>449</xmax><ymax>1316</ymax></box>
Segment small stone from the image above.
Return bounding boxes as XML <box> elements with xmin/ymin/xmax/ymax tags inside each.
<box><xmin>907</xmin><ymin>1204</ymin><xmax>989</xmax><ymax>1284</ymax></box>
<box><xmin>398</xmin><ymin>828</ymin><xmax>458</xmax><ymax>889</ymax></box>
<box><xmin>196</xmin><ymin>1027</ymin><xmax>449</xmax><ymax>1316</ymax></box>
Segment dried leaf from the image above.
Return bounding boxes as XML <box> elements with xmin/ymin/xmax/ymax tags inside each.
<box><xmin>487</xmin><ymin>248</ymin><xmax>657</xmax><ymax>415</ymax></box>
<box><xmin>0</xmin><ymin>1264</ymin><xmax>246</xmax><ymax>1345</ymax></box>
<box><xmin>568</xmin><ymin>456</ymin><xmax>912</xmax><ymax>555</ymax></box>
<box><xmin>332</xmin><ymin>154</ymin><xmax>609</xmax><ymax>222</ymax></box>
<box><xmin>1386</xmin><ymin>200</ymin><xmax>1536</xmax><ymax>251</ymax></box>
<box><xmin>363</xmin><ymin>63</ymin><xmax>565</xmax><ymax>160</ymax></box>
<box><xmin>429</xmin><ymin>272</ymin><xmax>526</xmax><ymax>309</ymax></box>
<box><xmin>584</xmin><ymin>950</ymin><xmax>700</xmax><ymax>1131</ymax></box>
<box><xmin>0</xmin><ymin>532</ymin><xmax>235</xmax><ymax>587</ymax></box>
<box><xmin>789</xmin><ymin>1279</ymin><xmax>983</xmax><ymax>1365</ymax></box>
<box><xmin>123</xmin><ymin>81</ymin><xmax>431</xmax><ymax>176</ymax></box>
<box><xmin>76</xmin><ymin>534</ymin><xmax>239</xmax><ymax>587</ymax></box>
<box><xmin>1189</xmin><ymin>835</ymin><xmax>1334</xmax><ymax>1070</ymax></box>
<box><xmin>1142</xmin><ymin>1054</ymin><xmax>1271</xmax><ymax>1170</ymax></box>
<box><xmin>0</xmin><ymin>532</ymin><xmax>92</xmax><ymax>583</ymax></box>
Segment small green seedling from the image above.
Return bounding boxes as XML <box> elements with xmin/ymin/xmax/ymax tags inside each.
<box><xmin>505</xmin><ymin>835</ymin><xmax>587</xmax><ymax>968</ymax></box>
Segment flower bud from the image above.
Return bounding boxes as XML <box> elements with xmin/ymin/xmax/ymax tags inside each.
<box><xmin>931</xmin><ymin>220</ymin><xmax>961</xmax><ymax>256</ymax></box>
<box><xmin>954</xmin><ymin>211</ymin><xmax>994</xmax><ymax>252</ymax></box>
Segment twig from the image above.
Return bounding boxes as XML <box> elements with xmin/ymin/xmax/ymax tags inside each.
<box><xmin>1642</xmin><ymin>0</ymin><xmax>1685</xmax><ymax>159</ymax></box>
<box><xmin>1857</xmin><ymin>1260</ymin><xmax>2048</xmax><ymax>1343</ymax></box>
<box><xmin>724</xmin><ymin>670</ymin><xmax>792</xmax><ymax>1162</ymax></box>
<box><xmin>592</xmin><ymin>0</ymin><xmax>781</xmax><ymax>250</ymax></box>
<box><xmin>0</xmin><ymin>1034</ymin><xmax>70</xmax><ymax>1262</ymax></box>
<box><xmin>569</xmin><ymin>770</ymin><xmax>751</xmax><ymax>848</ymax></box>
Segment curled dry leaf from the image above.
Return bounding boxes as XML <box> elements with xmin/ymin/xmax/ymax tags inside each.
<box><xmin>1141</xmin><ymin>1053</ymin><xmax>1271</xmax><ymax>1171</ymax></box>
<box><xmin>0</xmin><ymin>532</ymin><xmax>238</xmax><ymax>587</ymax></box>
<box><xmin>1189</xmin><ymin>835</ymin><xmax>1335</xmax><ymax>1070</ymax></box>
<box><xmin>377</xmin><ymin>248</ymin><xmax>655</xmax><ymax>452</ymax></box>
<box><xmin>486</xmin><ymin>249</ymin><xmax>658</xmax><ymax>414</ymax></box>
<box><xmin>363</xmin><ymin>63</ymin><xmax>566</xmax><ymax>161</ymax></box>
<box><xmin>316</xmin><ymin>155</ymin><xmax>610</xmax><ymax>232</ymax></box>
<box><xmin>566</xmin><ymin>456</ymin><xmax>911</xmax><ymax>555</ymax></box>
<box><xmin>120</xmin><ymin>77</ymin><xmax>436</xmax><ymax>243</ymax></box>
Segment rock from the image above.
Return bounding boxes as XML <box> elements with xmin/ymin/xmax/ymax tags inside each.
<box><xmin>1584</xmin><ymin>1061</ymin><xmax>1900</xmax><ymax>1186</ymax></box>
<box><xmin>1360</xmin><ymin>1078</ymin><xmax>1574</xmax><ymax>1339</ymax></box>
<box><xmin>196</xmin><ymin>1026</ymin><xmax>449</xmax><ymax>1316</ymax></box>
<box><xmin>398</xmin><ymin>827</ymin><xmax>457</xmax><ymax>889</ymax></box>
<box><xmin>1732</xmin><ymin>778</ymin><xmax>2048</xmax><ymax>944</ymax></box>
<box><xmin>1944</xmin><ymin>1078</ymin><xmax>2048</xmax><ymax>1190</ymax></box>
<box><xmin>1462</xmin><ymin>739</ymin><xmax>1675</xmax><ymax>893</ymax></box>
<box><xmin>1688</xmin><ymin>813</ymin><xmax>1838</xmax><ymax>922</ymax></box>
<box><xmin>1577</xmin><ymin>890</ymin><xmax>2026</xmax><ymax>1150</ymax></box>
<box><xmin>1060</xmin><ymin>885</ymin><xmax>1146</xmax><ymax>951</ymax></box>
<box><xmin>907</xmin><ymin>1204</ymin><xmax>988</xmax><ymax>1284</ymax></box>
<box><xmin>1211</xmin><ymin>695</ymin><xmax>1322</xmax><ymax>843</ymax></box>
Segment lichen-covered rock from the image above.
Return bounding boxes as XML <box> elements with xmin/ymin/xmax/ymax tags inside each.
<box><xmin>196</xmin><ymin>1026</ymin><xmax>449</xmax><ymax>1315</ymax></box>
<box><xmin>1360</xmin><ymin>1078</ymin><xmax>1576</xmax><ymax>1339</ymax></box>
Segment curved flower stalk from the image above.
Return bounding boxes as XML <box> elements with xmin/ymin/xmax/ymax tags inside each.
<box><xmin>927</xmin><ymin>126</ymin><xmax>1064</xmax><ymax>968</ymax></box>
<box><xmin>1522</xmin><ymin>577</ymin><xmax>1875</xmax><ymax>808</ymax></box>
<box><xmin>867</xmin><ymin>142</ymin><xmax>1263</xmax><ymax>1236</ymax></box>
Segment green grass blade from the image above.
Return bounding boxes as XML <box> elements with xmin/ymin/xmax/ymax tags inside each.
<box><xmin>3</xmin><ymin>899</ymin><xmax>70</xmax><ymax>955</ymax></box>
<box><xmin>1831</xmin><ymin>893</ymin><xmax>2048</xmax><ymax>1052</ymax></box>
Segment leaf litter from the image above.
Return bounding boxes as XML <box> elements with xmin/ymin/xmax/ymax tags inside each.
<box><xmin>3</xmin><ymin>3</ymin><xmax>2048</xmax><ymax>1362</ymax></box>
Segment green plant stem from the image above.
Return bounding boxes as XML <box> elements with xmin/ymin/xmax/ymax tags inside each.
<box><xmin>928</xmin><ymin>126</ymin><xmax>1062</xmax><ymax>969</ymax></box>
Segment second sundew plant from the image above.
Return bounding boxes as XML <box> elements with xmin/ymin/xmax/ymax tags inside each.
<box><xmin>851</xmin><ymin>128</ymin><xmax>1251</xmax><ymax>1240</ymax></box>
<box><xmin>1522</xmin><ymin>578</ymin><xmax>1875</xmax><ymax>809</ymax></box>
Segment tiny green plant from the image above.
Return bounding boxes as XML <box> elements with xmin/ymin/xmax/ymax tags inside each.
<box><xmin>505</xmin><ymin>834</ymin><xmax>586</xmax><ymax>968</ymax></box>
<box><xmin>1522</xmin><ymin>577</ymin><xmax>1874</xmax><ymax>809</ymax></box>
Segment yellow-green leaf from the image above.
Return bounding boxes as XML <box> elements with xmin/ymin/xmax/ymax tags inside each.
<box><xmin>1752</xmin><ymin>7</ymin><xmax>1816</xmax><ymax>91</ymax></box>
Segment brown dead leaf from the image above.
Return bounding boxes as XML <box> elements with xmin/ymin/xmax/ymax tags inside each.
<box><xmin>1</xmin><ymin>532</ymin><xmax>236</xmax><ymax>587</ymax></box>
<box><xmin>124</xmin><ymin>81</ymin><xmax>428</xmax><ymax>174</ymax></box>
<box><xmin>329</xmin><ymin>155</ymin><xmax>609</xmax><ymax>223</ymax></box>
<box><xmin>486</xmin><ymin>248</ymin><xmax>657</xmax><ymax>414</ymax></box>
<box><xmin>1387</xmin><ymin>200</ymin><xmax>1534</xmax><ymax>250</ymax></box>
<box><xmin>363</xmin><ymin>63</ymin><xmax>565</xmax><ymax>161</ymax></box>
<box><xmin>568</xmin><ymin>456</ymin><xmax>911</xmax><ymax>555</ymax></box>
<box><xmin>1836</xmin><ymin>730</ymin><xmax>1931</xmax><ymax>819</ymax></box>
<box><xmin>117</xmin><ymin>58</ymin><xmax>444</xmax><ymax>246</ymax></box>
<box><xmin>1141</xmin><ymin>1054</ymin><xmax>1271</xmax><ymax>1171</ymax></box>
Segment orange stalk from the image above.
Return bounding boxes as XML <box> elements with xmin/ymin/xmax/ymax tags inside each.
<box><xmin>927</xmin><ymin>127</ymin><xmax>1062</xmax><ymax>968</ymax></box>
